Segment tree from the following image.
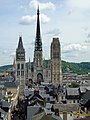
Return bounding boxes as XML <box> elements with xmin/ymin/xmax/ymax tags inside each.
<box><xmin>69</xmin><ymin>82</ymin><xmax>80</xmax><ymax>88</ymax></box>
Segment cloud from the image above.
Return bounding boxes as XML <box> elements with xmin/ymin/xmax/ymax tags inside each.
<box><xmin>62</xmin><ymin>43</ymin><xmax>89</xmax><ymax>62</ymax></box>
<box><xmin>66</xmin><ymin>0</ymin><xmax>90</xmax><ymax>20</ymax></box>
<box><xmin>63</xmin><ymin>44</ymin><xmax>87</xmax><ymax>53</ymax></box>
<box><xmin>64</xmin><ymin>53</ymin><xmax>79</xmax><ymax>58</ymax></box>
<box><xmin>19</xmin><ymin>0</ymin><xmax>54</xmax><ymax>26</ymax></box>
<box><xmin>10</xmin><ymin>52</ymin><xmax>15</xmax><ymax>57</ymax></box>
<box><xmin>29</xmin><ymin>0</ymin><xmax>55</xmax><ymax>11</ymax></box>
<box><xmin>41</xmin><ymin>14</ymin><xmax>50</xmax><ymax>23</ymax></box>
<box><xmin>87</xmin><ymin>32</ymin><xmax>90</xmax><ymax>38</ymax></box>
<box><xmin>67</xmin><ymin>10</ymin><xmax>73</xmax><ymax>15</ymax></box>
<box><xmin>19</xmin><ymin>15</ymin><xmax>36</xmax><ymax>25</ymax></box>
<box><xmin>67</xmin><ymin>0</ymin><xmax>90</xmax><ymax>10</ymax></box>
<box><xmin>2</xmin><ymin>50</ymin><xmax>8</xmax><ymax>55</ymax></box>
<box><xmin>83</xmin><ymin>27</ymin><xmax>88</xmax><ymax>32</ymax></box>
<box><xmin>19</xmin><ymin>14</ymin><xmax>50</xmax><ymax>25</ymax></box>
<box><xmin>45</xmin><ymin>28</ymin><xmax>61</xmax><ymax>36</ymax></box>
<box><xmin>85</xmin><ymin>32</ymin><xmax>90</xmax><ymax>43</ymax></box>
<box><xmin>25</xmin><ymin>41</ymin><xmax>34</xmax><ymax>47</ymax></box>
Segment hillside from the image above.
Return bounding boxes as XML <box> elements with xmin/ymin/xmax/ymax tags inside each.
<box><xmin>62</xmin><ymin>61</ymin><xmax>90</xmax><ymax>74</ymax></box>
<box><xmin>0</xmin><ymin>61</ymin><xmax>90</xmax><ymax>75</ymax></box>
<box><xmin>0</xmin><ymin>65</ymin><xmax>12</xmax><ymax>72</ymax></box>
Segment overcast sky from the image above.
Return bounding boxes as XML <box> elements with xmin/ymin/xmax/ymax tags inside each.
<box><xmin>0</xmin><ymin>0</ymin><xmax>90</xmax><ymax>66</ymax></box>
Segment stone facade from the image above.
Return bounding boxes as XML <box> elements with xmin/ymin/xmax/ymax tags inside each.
<box><xmin>15</xmin><ymin>7</ymin><xmax>62</xmax><ymax>87</ymax></box>
<box><xmin>27</xmin><ymin>7</ymin><xmax>62</xmax><ymax>84</ymax></box>
<box><xmin>51</xmin><ymin>38</ymin><xmax>62</xmax><ymax>84</ymax></box>
<box><xmin>15</xmin><ymin>36</ymin><xmax>25</xmax><ymax>97</ymax></box>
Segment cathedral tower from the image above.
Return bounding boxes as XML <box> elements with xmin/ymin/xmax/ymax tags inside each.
<box><xmin>51</xmin><ymin>38</ymin><xmax>62</xmax><ymax>84</ymax></box>
<box><xmin>33</xmin><ymin>5</ymin><xmax>43</xmax><ymax>83</ymax></box>
<box><xmin>16</xmin><ymin>36</ymin><xmax>25</xmax><ymax>96</ymax></box>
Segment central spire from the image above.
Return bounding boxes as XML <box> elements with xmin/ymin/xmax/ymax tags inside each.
<box><xmin>35</xmin><ymin>5</ymin><xmax>42</xmax><ymax>51</ymax></box>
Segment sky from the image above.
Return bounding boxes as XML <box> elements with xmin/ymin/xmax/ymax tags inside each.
<box><xmin>0</xmin><ymin>0</ymin><xmax>90</xmax><ymax>66</ymax></box>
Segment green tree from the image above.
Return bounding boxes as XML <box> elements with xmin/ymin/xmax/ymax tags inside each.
<box><xmin>69</xmin><ymin>82</ymin><xmax>80</xmax><ymax>88</ymax></box>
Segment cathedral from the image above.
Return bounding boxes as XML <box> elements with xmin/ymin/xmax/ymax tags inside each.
<box><xmin>14</xmin><ymin>6</ymin><xmax>62</xmax><ymax>93</ymax></box>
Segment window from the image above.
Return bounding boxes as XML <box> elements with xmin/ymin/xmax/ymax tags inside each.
<box><xmin>21</xmin><ymin>71</ymin><xmax>24</xmax><ymax>76</ymax></box>
<box><xmin>47</xmin><ymin>97</ymin><xmax>50</xmax><ymax>102</ymax></box>
<box><xmin>57</xmin><ymin>74</ymin><xmax>60</xmax><ymax>80</ymax></box>
<box><xmin>17</xmin><ymin>71</ymin><xmax>20</xmax><ymax>76</ymax></box>
<box><xmin>17</xmin><ymin>64</ymin><xmax>20</xmax><ymax>69</ymax></box>
<box><xmin>21</xmin><ymin>64</ymin><xmax>24</xmax><ymax>69</ymax></box>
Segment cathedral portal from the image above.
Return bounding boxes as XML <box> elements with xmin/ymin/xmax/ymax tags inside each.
<box><xmin>37</xmin><ymin>73</ymin><xmax>43</xmax><ymax>84</ymax></box>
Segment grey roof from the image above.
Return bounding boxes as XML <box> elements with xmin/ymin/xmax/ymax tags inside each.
<box><xmin>40</xmin><ymin>114</ymin><xmax>61</xmax><ymax>120</ymax></box>
<box><xmin>52</xmin><ymin>114</ymin><xmax>62</xmax><ymax>120</ymax></box>
<box><xmin>0</xmin><ymin>82</ymin><xmax>4</xmax><ymax>88</ymax></box>
<box><xmin>0</xmin><ymin>77</ymin><xmax>9</xmax><ymax>82</ymax></box>
<box><xmin>46</xmin><ymin>103</ymin><xmax>52</xmax><ymax>109</ymax></box>
<box><xmin>66</xmin><ymin>88</ymin><xmax>79</xmax><ymax>96</ymax></box>
<box><xmin>80</xmin><ymin>86</ymin><xmax>86</xmax><ymax>93</ymax></box>
<box><xmin>0</xmin><ymin>108</ymin><xmax>6</xmax><ymax>113</ymax></box>
<box><xmin>32</xmin><ymin>108</ymin><xmax>62</xmax><ymax>120</ymax></box>
<box><xmin>0</xmin><ymin>93</ymin><xmax>4</xmax><ymax>100</ymax></box>
<box><xmin>27</xmin><ymin>106</ymin><xmax>41</xmax><ymax>120</ymax></box>
<box><xmin>86</xmin><ymin>86</ymin><xmax>90</xmax><ymax>90</ymax></box>
<box><xmin>1</xmin><ymin>100</ymin><xmax>10</xmax><ymax>108</ymax></box>
<box><xmin>4</xmin><ymin>81</ymin><xmax>19</xmax><ymax>88</ymax></box>
<box><xmin>80</xmin><ymin>90</ymin><xmax>90</xmax><ymax>106</ymax></box>
<box><xmin>80</xmin><ymin>86</ymin><xmax>90</xmax><ymax>93</ymax></box>
<box><xmin>24</xmin><ymin>87</ymin><xmax>34</xmax><ymax>97</ymax></box>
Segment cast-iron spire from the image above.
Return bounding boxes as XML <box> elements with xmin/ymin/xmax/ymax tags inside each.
<box><xmin>35</xmin><ymin>5</ymin><xmax>42</xmax><ymax>51</ymax></box>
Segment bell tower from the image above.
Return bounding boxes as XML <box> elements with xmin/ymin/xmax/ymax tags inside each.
<box><xmin>16</xmin><ymin>36</ymin><xmax>25</xmax><ymax>97</ymax></box>
<box><xmin>51</xmin><ymin>38</ymin><xmax>62</xmax><ymax>85</ymax></box>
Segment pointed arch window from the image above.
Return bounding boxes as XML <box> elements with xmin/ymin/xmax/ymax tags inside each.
<box><xmin>21</xmin><ymin>64</ymin><xmax>24</xmax><ymax>69</ymax></box>
<box><xmin>17</xmin><ymin>64</ymin><xmax>20</xmax><ymax>70</ymax></box>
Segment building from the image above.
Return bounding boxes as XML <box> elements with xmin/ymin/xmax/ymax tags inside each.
<box><xmin>51</xmin><ymin>38</ymin><xmax>62</xmax><ymax>84</ymax></box>
<box><xmin>15</xmin><ymin>6</ymin><xmax>62</xmax><ymax>92</ymax></box>
<box><xmin>15</xmin><ymin>36</ymin><xmax>25</xmax><ymax>96</ymax></box>
<box><xmin>66</xmin><ymin>87</ymin><xmax>80</xmax><ymax>104</ymax></box>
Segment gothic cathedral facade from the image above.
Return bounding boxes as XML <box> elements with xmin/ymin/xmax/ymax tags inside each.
<box><xmin>15</xmin><ymin>6</ymin><xmax>62</xmax><ymax>88</ymax></box>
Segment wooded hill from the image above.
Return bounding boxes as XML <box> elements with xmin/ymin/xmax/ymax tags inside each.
<box><xmin>0</xmin><ymin>61</ymin><xmax>90</xmax><ymax>75</ymax></box>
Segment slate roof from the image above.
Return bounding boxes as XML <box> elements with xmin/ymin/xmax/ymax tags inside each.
<box><xmin>28</xmin><ymin>98</ymin><xmax>44</xmax><ymax>106</ymax></box>
<box><xmin>41</xmin><ymin>114</ymin><xmax>57</xmax><ymax>120</ymax></box>
<box><xmin>80</xmin><ymin>86</ymin><xmax>90</xmax><ymax>93</ymax></box>
<box><xmin>0</xmin><ymin>108</ymin><xmax>7</xmax><ymax>118</ymax></box>
<box><xmin>28</xmin><ymin>92</ymin><xmax>44</xmax><ymax>101</ymax></box>
<box><xmin>80</xmin><ymin>90</ymin><xmax>90</xmax><ymax>107</ymax></box>
<box><xmin>0</xmin><ymin>108</ymin><xmax>6</xmax><ymax>114</ymax></box>
<box><xmin>32</xmin><ymin>108</ymin><xmax>62</xmax><ymax>120</ymax></box>
<box><xmin>0</xmin><ymin>77</ymin><xmax>9</xmax><ymax>82</ymax></box>
<box><xmin>0</xmin><ymin>82</ymin><xmax>4</xmax><ymax>88</ymax></box>
<box><xmin>66</xmin><ymin>88</ymin><xmax>79</xmax><ymax>96</ymax></box>
<box><xmin>1</xmin><ymin>100</ymin><xmax>10</xmax><ymax>108</ymax></box>
<box><xmin>0</xmin><ymin>93</ymin><xmax>4</xmax><ymax>100</ymax></box>
<box><xmin>80</xmin><ymin>86</ymin><xmax>87</xmax><ymax>93</ymax></box>
<box><xmin>4</xmin><ymin>81</ymin><xmax>19</xmax><ymax>88</ymax></box>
